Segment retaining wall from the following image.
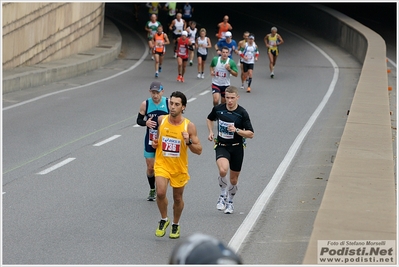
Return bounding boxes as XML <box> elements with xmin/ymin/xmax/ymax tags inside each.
<box><xmin>2</xmin><ymin>2</ymin><xmax>105</xmax><ymax>69</ymax></box>
<box><xmin>298</xmin><ymin>4</ymin><xmax>396</xmax><ymax>264</ymax></box>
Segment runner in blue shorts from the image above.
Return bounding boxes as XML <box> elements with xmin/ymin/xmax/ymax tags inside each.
<box><xmin>136</xmin><ymin>81</ymin><xmax>169</xmax><ymax>201</ymax></box>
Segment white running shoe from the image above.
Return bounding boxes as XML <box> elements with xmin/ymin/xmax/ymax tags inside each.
<box><xmin>271</xmin><ymin>72</ymin><xmax>274</xmax><ymax>78</ymax></box>
<box><xmin>224</xmin><ymin>201</ymin><xmax>234</xmax><ymax>214</ymax></box>
<box><xmin>240</xmin><ymin>84</ymin><xmax>244</xmax><ymax>90</ymax></box>
<box><xmin>197</xmin><ymin>73</ymin><xmax>201</xmax><ymax>79</ymax></box>
<box><xmin>201</xmin><ymin>73</ymin><xmax>205</xmax><ymax>79</ymax></box>
<box><xmin>174</xmin><ymin>53</ymin><xmax>177</xmax><ymax>58</ymax></box>
<box><xmin>151</xmin><ymin>56</ymin><xmax>154</xmax><ymax>60</ymax></box>
<box><xmin>216</xmin><ymin>196</ymin><xmax>226</xmax><ymax>211</ymax></box>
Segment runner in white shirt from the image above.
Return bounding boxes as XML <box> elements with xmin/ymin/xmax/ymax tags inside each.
<box><xmin>169</xmin><ymin>13</ymin><xmax>186</xmax><ymax>58</ymax></box>
<box><xmin>195</xmin><ymin>28</ymin><xmax>212</xmax><ymax>79</ymax></box>
<box><xmin>186</xmin><ymin>21</ymin><xmax>198</xmax><ymax>66</ymax></box>
<box><xmin>210</xmin><ymin>47</ymin><xmax>238</xmax><ymax>106</ymax></box>
<box><xmin>238</xmin><ymin>34</ymin><xmax>259</xmax><ymax>93</ymax></box>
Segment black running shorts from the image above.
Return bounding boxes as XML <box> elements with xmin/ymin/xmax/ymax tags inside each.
<box><xmin>215</xmin><ymin>145</ymin><xmax>244</xmax><ymax>172</ymax></box>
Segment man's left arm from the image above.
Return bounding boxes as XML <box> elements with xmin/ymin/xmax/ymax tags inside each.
<box><xmin>255</xmin><ymin>45</ymin><xmax>259</xmax><ymax>61</ymax></box>
<box><xmin>185</xmin><ymin>122</ymin><xmax>202</xmax><ymax>155</ymax></box>
<box><xmin>235</xmin><ymin>112</ymin><xmax>254</xmax><ymax>139</ymax></box>
<box><xmin>228</xmin><ymin>60</ymin><xmax>238</xmax><ymax>77</ymax></box>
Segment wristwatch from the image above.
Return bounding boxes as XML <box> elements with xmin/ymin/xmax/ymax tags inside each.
<box><xmin>235</xmin><ymin>128</ymin><xmax>240</xmax><ymax>133</ymax></box>
<box><xmin>187</xmin><ymin>139</ymin><xmax>193</xmax><ymax>146</ymax></box>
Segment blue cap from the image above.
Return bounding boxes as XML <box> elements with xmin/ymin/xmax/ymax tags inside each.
<box><xmin>150</xmin><ymin>81</ymin><xmax>163</xmax><ymax>92</ymax></box>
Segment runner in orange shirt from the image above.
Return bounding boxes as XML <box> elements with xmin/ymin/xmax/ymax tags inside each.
<box><xmin>153</xmin><ymin>25</ymin><xmax>170</xmax><ymax>78</ymax></box>
<box><xmin>216</xmin><ymin>15</ymin><xmax>232</xmax><ymax>41</ymax></box>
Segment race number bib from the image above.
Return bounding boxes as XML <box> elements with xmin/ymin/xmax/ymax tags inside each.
<box><xmin>156</xmin><ymin>40</ymin><xmax>164</xmax><ymax>47</ymax></box>
<box><xmin>148</xmin><ymin>129</ymin><xmax>158</xmax><ymax>145</ymax></box>
<box><xmin>179</xmin><ymin>47</ymin><xmax>186</xmax><ymax>54</ymax></box>
<box><xmin>218</xmin><ymin>120</ymin><xmax>234</xmax><ymax>139</ymax></box>
<box><xmin>246</xmin><ymin>52</ymin><xmax>253</xmax><ymax>60</ymax></box>
<box><xmin>269</xmin><ymin>40</ymin><xmax>276</xmax><ymax>46</ymax></box>
<box><xmin>162</xmin><ymin>137</ymin><xmax>181</xmax><ymax>157</ymax></box>
<box><xmin>215</xmin><ymin>70</ymin><xmax>228</xmax><ymax>78</ymax></box>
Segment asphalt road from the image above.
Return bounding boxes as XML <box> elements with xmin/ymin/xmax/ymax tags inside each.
<box><xmin>2</xmin><ymin>3</ymin><xmax>395</xmax><ymax>265</ymax></box>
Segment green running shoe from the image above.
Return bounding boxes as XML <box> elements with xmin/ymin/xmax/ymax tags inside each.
<box><xmin>155</xmin><ymin>219</ymin><xmax>170</xmax><ymax>237</ymax></box>
<box><xmin>147</xmin><ymin>189</ymin><xmax>156</xmax><ymax>201</ymax></box>
<box><xmin>169</xmin><ymin>224</ymin><xmax>180</xmax><ymax>239</ymax></box>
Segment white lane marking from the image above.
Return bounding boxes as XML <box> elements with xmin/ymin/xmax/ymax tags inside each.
<box><xmin>187</xmin><ymin>97</ymin><xmax>196</xmax><ymax>103</ymax></box>
<box><xmin>3</xmin><ymin>27</ymin><xmax>148</xmax><ymax>111</ymax></box>
<box><xmin>3</xmin><ymin>192</ymin><xmax>6</xmax><ymax>195</ymax></box>
<box><xmin>228</xmin><ymin>27</ymin><xmax>340</xmax><ymax>253</ymax></box>
<box><xmin>93</xmin><ymin>135</ymin><xmax>121</xmax><ymax>147</ymax></box>
<box><xmin>200</xmin><ymin>90</ymin><xmax>211</xmax><ymax>95</ymax></box>
<box><xmin>387</xmin><ymin>57</ymin><xmax>396</xmax><ymax>68</ymax></box>
<box><xmin>37</xmin><ymin>158</ymin><xmax>76</xmax><ymax>175</ymax></box>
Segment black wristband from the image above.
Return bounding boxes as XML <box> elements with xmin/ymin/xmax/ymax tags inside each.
<box><xmin>137</xmin><ymin>113</ymin><xmax>146</xmax><ymax>126</ymax></box>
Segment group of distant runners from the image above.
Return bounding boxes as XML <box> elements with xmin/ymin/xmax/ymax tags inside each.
<box><xmin>144</xmin><ymin>8</ymin><xmax>284</xmax><ymax>93</ymax></box>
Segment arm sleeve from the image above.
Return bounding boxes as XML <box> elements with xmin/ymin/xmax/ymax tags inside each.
<box><xmin>137</xmin><ymin>113</ymin><xmax>146</xmax><ymax>126</ymax></box>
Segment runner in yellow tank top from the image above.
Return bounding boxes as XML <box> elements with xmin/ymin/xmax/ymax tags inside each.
<box><xmin>264</xmin><ymin>26</ymin><xmax>284</xmax><ymax>78</ymax></box>
<box><xmin>152</xmin><ymin>91</ymin><xmax>202</xmax><ymax>239</ymax></box>
<box><xmin>154</xmin><ymin>116</ymin><xmax>190</xmax><ymax>178</ymax></box>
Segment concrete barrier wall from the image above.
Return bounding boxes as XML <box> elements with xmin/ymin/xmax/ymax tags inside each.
<box><xmin>2</xmin><ymin>18</ymin><xmax>121</xmax><ymax>94</ymax></box>
<box><xmin>300</xmin><ymin>4</ymin><xmax>396</xmax><ymax>264</ymax></box>
<box><xmin>2</xmin><ymin>2</ymin><xmax>105</xmax><ymax>69</ymax></box>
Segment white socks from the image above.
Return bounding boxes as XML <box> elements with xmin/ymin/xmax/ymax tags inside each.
<box><xmin>227</xmin><ymin>184</ymin><xmax>238</xmax><ymax>202</ymax></box>
<box><xmin>218</xmin><ymin>176</ymin><xmax>238</xmax><ymax>202</ymax></box>
<box><xmin>218</xmin><ymin>175</ymin><xmax>228</xmax><ymax>196</ymax></box>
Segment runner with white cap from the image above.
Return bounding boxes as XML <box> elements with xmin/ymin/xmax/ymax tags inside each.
<box><xmin>175</xmin><ymin>31</ymin><xmax>192</xmax><ymax>82</ymax></box>
<box><xmin>215</xmin><ymin>31</ymin><xmax>238</xmax><ymax>60</ymax></box>
<box><xmin>238</xmin><ymin>33</ymin><xmax>259</xmax><ymax>93</ymax></box>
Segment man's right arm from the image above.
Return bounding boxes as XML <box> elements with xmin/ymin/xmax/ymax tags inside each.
<box><xmin>214</xmin><ymin>41</ymin><xmax>219</xmax><ymax>51</ymax></box>
<box><xmin>137</xmin><ymin>101</ymin><xmax>147</xmax><ymax>126</ymax></box>
<box><xmin>206</xmin><ymin>109</ymin><xmax>217</xmax><ymax>141</ymax></box>
<box><xmin>210</xmin><ymin>57</ymin><xmax>217</xmax><ymax>76</ymax></box>
<box><xmin>264</xmin><ymin>34</ymin><xmax>269</xmax><ymax>47</ymax></box>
